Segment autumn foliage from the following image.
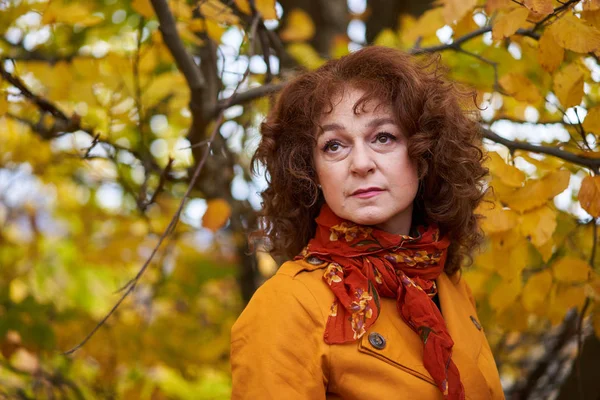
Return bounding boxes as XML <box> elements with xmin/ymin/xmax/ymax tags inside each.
<box><xmin>1</xmin><ymin>0</ymin><xmax>600</xmax><ymax>398</ymax></box>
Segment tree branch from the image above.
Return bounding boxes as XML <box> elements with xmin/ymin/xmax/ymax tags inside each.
<box><xmin>0</xmin><ymin>60</ymin><xmax>71</xmax><ymax>122</ymax></box>
<box><xmin>212</xmin><ymin>81</ymin><xmax>285</xmax><ymax>117</ymax></box>
<box><xmin>150</xmin><ymin>0</ymin><xmax>205</xmax><ymax>91</ymax></box>
<box><xmin>482</xmin><ymin>128</ymin><xmax>600</xmax><ymax>173</ymax></box>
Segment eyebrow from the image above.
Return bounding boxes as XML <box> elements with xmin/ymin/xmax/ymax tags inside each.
<box><xmin>319</xmin><ymin>117</ymin><xmax>396</xmax><ymax>135</ymax></box>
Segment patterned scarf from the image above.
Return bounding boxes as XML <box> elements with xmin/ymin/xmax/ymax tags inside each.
<box><xmin>294</xmin><ymin>203</ymin><xmax>464</xmax><ymax>400</ymax></box>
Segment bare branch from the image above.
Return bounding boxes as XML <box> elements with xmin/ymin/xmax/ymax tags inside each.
<box><xmin>150</xmin><ymin>0</ymin><xmax>205</xmax><ymax>91</ymax></box>
<box><xmin>482</xmin><ymin>128</ymin><xmax>600</xmax><ymax>173</ymax></box>
<box><xmin>0</xmin><ymin>60</ymin><xmax>71</xmax><ymax>123</ymax></box>
<box><xmin>213</xmin><ymin>82</ymin><xmax>285</xmax><ymax>116</ymax></box>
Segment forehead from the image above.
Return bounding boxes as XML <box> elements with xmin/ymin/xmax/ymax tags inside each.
<box><xmin>320</xmin><ymin>87</ymin><xmax>393</xmax><ymax>122</ymax></box>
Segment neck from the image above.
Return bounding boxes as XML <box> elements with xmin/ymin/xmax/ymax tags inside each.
<box><xmin>373</xmin><ymin>213</ymin><xmax>413</xmax><ymax>236</ymax></box>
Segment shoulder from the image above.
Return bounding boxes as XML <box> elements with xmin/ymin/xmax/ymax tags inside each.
<box><xmin>232</xmin><ymin>259</ymin><xmax>334</xmax><ymax>335</ymax></box>
<box><xmin>268</xmin><ymin>258</ymin><xmax>335</xmax><ymax>320</ymax></box>
<box><xmin>445</xmin><ymin>270</ymin><xmax>477</xmax><ymax>308</ymax></box>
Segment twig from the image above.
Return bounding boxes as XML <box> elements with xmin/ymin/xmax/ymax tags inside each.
<box><xmin>150</xmin><ymin>0</ymin><xmax>205</xmax><ymax>91</ymax></box>
<box><xmin>455</xmin><ymin>47</ymin><xmax>503</xmax><ymax>93</ymax></box>
<box><xmin>146</xmin><ymin>157</ymin><xmax>174</xmax><ymax>208</ymax></box>
<box><xmin>211</xmin><ymin>81</ymin><xmax>285</xmax><ymax>117</ymax></box>
<box><xmin>482</xmin><ymin>128</ymin><xmax>600</xmax><ymax>173</ymax></box>
<box><xmin>0</xmin><ymin>61</ymin><xmax>70</xmax><ymax>122</ymax></box>
<box><xmin>63</xmin><ymin>111</ymin><xmax>223</xmax><ymax>355</ymax></box>
<box><xmin>533</xmin><ymin>0</ymin><xmax>579</xmax><ymax>30</ymax></box>
<box><xmin>64</xmin><ymin>0</ymin><xmax>262</xmax><ymax>355</ymax></box>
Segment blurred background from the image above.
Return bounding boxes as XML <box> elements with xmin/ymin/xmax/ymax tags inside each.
<box><xmin>1</xmin><ymin>0</ymin><xmax>600</xmax><ymax>398</ymax></box>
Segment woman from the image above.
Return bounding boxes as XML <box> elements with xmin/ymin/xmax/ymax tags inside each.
<box><xmin>230</xmin><ymin>46</ymin><xmax>504</xmax><ymax>400</ymax></box>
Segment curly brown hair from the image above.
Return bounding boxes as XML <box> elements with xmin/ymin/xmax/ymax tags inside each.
<box><xmin>250</xmin><ymin>46</ymin><xmax>489</xmax><ymax>275</ymax></box>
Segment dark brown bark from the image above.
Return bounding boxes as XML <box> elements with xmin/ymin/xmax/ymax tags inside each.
<box><xmin>556</xmin><ymin>333</ymin><xmax>600</xmax><ymax>400</ymax></box>
<box><xmin>278</xmin><ymin>0</ymin><xmax>348</xmax><ymax>58</ymax></box>
<box><xmin>365</xmin><ymin>0</ymin><xmax>436</xmax><ymax>44</ymax></box>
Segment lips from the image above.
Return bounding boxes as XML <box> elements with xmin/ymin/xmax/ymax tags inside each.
<box><xmin>351</xmin><ymin>187</ymin><xmax>384</xmax><ymax>196</ymax></box>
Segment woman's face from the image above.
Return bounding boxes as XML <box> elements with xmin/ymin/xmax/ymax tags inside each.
<box><xmin>313</xmin><ymin>86</ymin><xmax>419</xmax><ymax>235</ymax></box>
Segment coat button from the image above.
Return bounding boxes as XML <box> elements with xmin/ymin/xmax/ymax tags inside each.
<box><xmin>368</xmin><ymin>332</ymin><xmax>386</xmax><ymax>350</ymax></box>
<box><xmin>306</xmin><ymin>255</ymin><xmax>325</xmax><ymax>265</ymax></box>
<box><xmin>470</xmin><ymin>316</ymin><xmax>482</xmax><ymax>330</ymax></box>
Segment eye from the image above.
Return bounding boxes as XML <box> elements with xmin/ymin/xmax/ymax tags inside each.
<box><xmin>322</xmin><ymin>139</ymin><xmax>342</xmax><ymax>153</ymax></box>
<box><xmin>374</xmin><ymin>132</ymin><xmax>397</xmax><ymax>144</ymax></box>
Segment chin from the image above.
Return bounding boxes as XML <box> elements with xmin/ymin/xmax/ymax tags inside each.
<box><xmin>343</xmin><ymin>210</ymin><xmax>388</xmax><ymax>226</ymax></box>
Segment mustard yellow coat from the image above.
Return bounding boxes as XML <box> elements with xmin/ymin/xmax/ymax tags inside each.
<box><xmin>230</xmin><ymin>259</ymin><xmax>505</xmax><ymax>399</ymax></box>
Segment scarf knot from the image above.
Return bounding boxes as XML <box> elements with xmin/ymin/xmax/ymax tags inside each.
<box><xmin>294</xmin><ymin>203</ymin><xmax>464</xmax><ymax>400</ymax></box>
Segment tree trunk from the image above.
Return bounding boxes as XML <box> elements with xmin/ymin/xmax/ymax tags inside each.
<box><xmin>278</xmin><ymin>0</ymin><xmax>348</xmax><ymax>58</ymax></box>
<box><xmin>365</xmin><ymin>0</ymin><xmax>436</xmax><ymax>44</ymax></box>
<box><xmin>556</xmin><ymin>333</ymin><xmax>600</xmax><ymax>400</ymax></box>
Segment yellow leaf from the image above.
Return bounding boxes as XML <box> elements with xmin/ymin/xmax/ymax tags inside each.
<box><xmin>257</xmin><ymin>251</ymin><xmax>277</xmax><ymax>276</ymax></box>
<box><xmin>487</xmin><ymin>151</ymin><xmax>526</xmax><ymax>187</ymax></box>
<box><xmin>524</xmin><ymin>0</ymin><xmax>553</xmax><ymax>16</ymax></box>
<box><xmin>280</xmin><ymin>9</ymin><xmax>315</xmax><ymax>42</ymax></box>
<box><xmin>374</xmin><ymin>29</ymin><xmax>401</xmax><ymax>48</ymax></box>
<box><xmin>499</xmin><ymin>170</ymin><xmax>570</xmax><ymax>212</ymax></box>
<box><xmin>453</xmin><ymin>11</ymin><xmax>478</xmax><ymax>38</ymax></box>
<box><xmin>499</xmin><ymin>73</ymin><xmax>542</xmax><ymax>104</ymax></box>
<box><xmin>438</xmin><ymin>0</ymin><xmax>477</xmax><ymax>24</ymax></box>
<box><xmin>493</xmin><ymin>236</ymin><xmax>530</xmax><ymax>279</ymax></box>
<box><xmin>536</xmin><ymin>238</ymin><xmax>554</xmax><ymax>262</ymax></box>
<box><xmin>478</xmin><ymin>202</ymin><xmax>519</xmax><ymax>234</ymax></box>
<box><xmin>519</xmin><ymin>206</ymin><xmax>556</xmax><ymax>248</ymax></box>
<box><xmin>198</xmin><ymin>0</ymin><xmax>239</xmax><ymax>25</ymax></box>
<box><xmin>583</xmin><ymin>9</ymin><xmax>600</xmax><ymax>29</ymax></box>
<box><xmin>402</xmin><ymin>7</ymin><xmax>445</xmax><ymax>44</ymax></box>
<box><xmin>489</xmin><ymin>277</ymin><xmax>522</xmax><ymax>312</ymax></box>
<box><xmin>538</xmin><ymin>29</ymin><xmax>563</xmax><ymax>72</ymax></box>
<box><xmin>132</xmin><ymin>0</ymin><xmax>154</xmax><ymax>18</ymax></box>
<box><xmin>578</xmin><ymin>175</ymin><xmax>600</xmax><ymax>217</ymax></box>
<box><xmin>206</xmin><ymin>19</ymin><xmax>225</xmax><ymax>42</ymax></box>
<box><xmin>492</xmin><ymin>7</ymin><xmax>529</xmax><ymax>40</ymax></box>
<box><xmin>585</xmin><ymin>274</ymin><xmax>600</xmax><ymax>301</ymax></box>
<box><xmin>202</xmin><ymin>199</ymin><xmax>231</xmax><ymax>232</ymax></box>
<box><xmin>583</xmin><ymin>106</ymin><xmax>600</xmax><ymax>135</ymax></box>
<box><xmin>515</xmin><ymin>152</ymin><xmax>564</xmax><ymax>174</ymax></box>
<box><xmin>553</xmin><ymin>63</ymin><xmax>584</xmax><ymax>108</ymax></box>
<box><xmin>0</xmin><ymin>93</ymin><xmax>7</xmax><ymax>115</ymax></box>
<box><xmin>548</xmin><ymin>14</ymin><xmax>600</xmax><ymax>53</ymax></box>
<box><xmin>583</xmin><ymin>0</ymin><xmax>600</xmax><ymax>11</ymax></box>
<box><xmin>287</xmin><ymin>43</ymin><xmax>325</xmax><ymax>69</ymax></box>
<box><xmin>9</xmin><ymin>279</ymin><xmax>28</xmax><ymax>303</ymax></box>
<box><xmin>486</xmin><ymin>0</ymin><xmax>510</xmax><ymax>14</ymax></box>
<box><xmin>490</xmin><ymin>177</ymin><xmax>519</xmax><ymax>198</ymax></box>
<box><xmin>330</xmin><ymin>35</ymin><xmax>350</xmax><ymax>59</ymax></box>
<box><xmin>521</xmin><ymin>269</ymin><xmax>553</xmax><ymax>313</ymax></box>
<box><xmin>234</xmin><ymin>0</ymin><xmax>277</xmax><ymax>19</ymax></box>
<box><xmin>41</xmin><ymin>0</ymin><xmax>103</xmax><ymax>26</ymax></box>
<box><xmin>496</xmin><ymin>302</ymin><xmax>529</xmax><ymax>331</ymax></box>
<box><xmin>463</xmin><ymin>269</ymin><xmax>492</xmax><ymax>299</ymax></box>
<box><xmin>552</xmin><ymin>256</ymin><xmax>591</xmax><ymax>283</ymax></box>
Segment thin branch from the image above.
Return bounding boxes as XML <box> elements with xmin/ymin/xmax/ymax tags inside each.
<box><xmin>455</xmin><ymin>47</ymin><xmax>503</xmax><ymax>93</ymax></box>
<box><xmin>0</xmin><ymin>61</ymin><xmax>70</xmax><ymax>122</ymax></box>
<box><xmin>533</xmin><ymin>0</ymin><xmax>579</xmax><ymax>30</ymax></box>
<box><xmin>64</xmin><ymin>0</ymin><xmax>262</xmax><ymax>355</ymax></box>
<box><xmin>150</xmin><ymin>0</ymin><xmax>205</xmax><ymax>91</ymax></box>
<box><xmin>146</xmin><ymin>157</ymin><xmax>174</xmax><ymax>208</ymax></box>
<box><xmin>482</xmin><ymin>128</ymin><xmax>600</xmax><ymax>173</ymax></box>
<box><xmin>411</xmin><ymin>27</ymin><xmax>539</xmax><ymax>55</ymax></box>
<box><xmin>63</xmin><ymin>112</ymin><xmax>222</xmax><ymax>355</ymax></box>
<box><xmin>212</xmin><ymin>82</ymin><xmax>285</xmax><ymax>117</ymax></box>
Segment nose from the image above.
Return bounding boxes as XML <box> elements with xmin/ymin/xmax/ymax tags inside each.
<box><xmin>349</xmin><ymin>143</ymin><xmax>376</xmax><ymax>176</ymax></box>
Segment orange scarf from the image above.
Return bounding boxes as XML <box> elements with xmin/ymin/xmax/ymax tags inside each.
<box><xmin>295</xmin><ymin>203</ymin><xmax>464</xmax><ymax>400</ymax></box>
